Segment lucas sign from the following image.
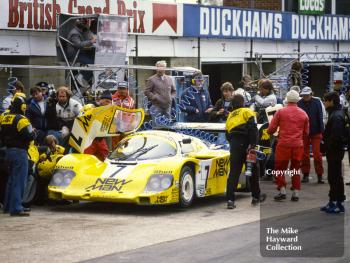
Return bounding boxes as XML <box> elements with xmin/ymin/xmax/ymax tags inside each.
<box><xmin>298</xmin><ymin>0</ymin><xmax>325</xmax><ymax>15</ymax></box>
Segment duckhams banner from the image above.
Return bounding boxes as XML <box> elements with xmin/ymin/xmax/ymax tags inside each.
<box><xmin>183</xmin><ymin>4</ymin><xmax>350</xmax><ymax>42</ymax></box>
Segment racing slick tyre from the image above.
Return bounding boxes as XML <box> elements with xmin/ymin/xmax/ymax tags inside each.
<box><xmin>179</xmin><ymin>166</ymin><xmax>195</xmax><ymax>208</ymax></box>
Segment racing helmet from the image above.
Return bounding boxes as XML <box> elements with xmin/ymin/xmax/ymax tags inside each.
<box><xmin>11</xmin><ymin>92</ymin><xmax>27</xmax><ymax>114</ymax></box>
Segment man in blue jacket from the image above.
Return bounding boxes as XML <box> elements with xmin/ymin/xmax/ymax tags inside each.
<box><xmin>297</xmin><ymin>86</ymin><xmax>325</xmax><ymax>184</ymax></box>
<box><xmin>181</xmin><ymin>71</ymin><xmax>213</xmax><ymax>122</ymax></box>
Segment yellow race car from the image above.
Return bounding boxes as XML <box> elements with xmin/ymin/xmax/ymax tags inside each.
<box><xmin>48</xmin><ymin>130</ymin><xmax>249</xmax><ymax>207</ymax></box>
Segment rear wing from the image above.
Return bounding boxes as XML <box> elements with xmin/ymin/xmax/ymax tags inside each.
<box><xmin>69</xmin><ymin>105</ymin><xmax>144</xmax><ymax>153</ymax></box>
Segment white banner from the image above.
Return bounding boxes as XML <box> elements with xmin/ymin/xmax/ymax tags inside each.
<box><xmin>2</xmin><ymin>0</ymin><xmax>183</xmax><ymax>36</ymax></box>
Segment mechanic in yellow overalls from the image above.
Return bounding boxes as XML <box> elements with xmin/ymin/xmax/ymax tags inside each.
<box><xmin>0</xmin><ymin>94</ymin><xmax>35</xmax><ymax>216</ymax></box>
<box><xmin>225</xmin><ymin>94</ymin><xmax>266</xmax><ymax>209</ymax></box>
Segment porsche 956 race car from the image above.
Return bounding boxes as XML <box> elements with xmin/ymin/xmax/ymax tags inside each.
<box><xmin>48</xmin><ymin>130</ymin><xmax>251</xmax><ymax>207</ymax></box>
<box><xmin>48</xmin><ymin>105</ymin><xmax>252</xmax><ymax>207</ymax></box>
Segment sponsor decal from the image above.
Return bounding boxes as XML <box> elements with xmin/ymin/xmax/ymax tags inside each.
<box><xmin>213</xmin><ymin>158</ymin><xmax>229</xmax><ymax>177</ymax></box>
<box><xmin>154</xmin><ymin>195</ymin><xmax>168</xmax><ymax>204</ymax></box>
<box><xmin>55</xmin><ymin>165</ymin><xmax>74</xmax><ymax>170</ymax></box>
<box><xmin>85</xmin><ymin>178</ymin><xmax>132</xmax><ymax>192</ymax></box>
<box><xmin>76</xmin><ymin>114</ymin><xmax>92</xmax><ymax>133</ymax></box>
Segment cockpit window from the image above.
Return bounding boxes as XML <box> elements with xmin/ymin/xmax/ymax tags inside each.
<box><xmin>109</xmin><ymin>135</ymin><xmax>177</xmax><ymax>161</ymax></box>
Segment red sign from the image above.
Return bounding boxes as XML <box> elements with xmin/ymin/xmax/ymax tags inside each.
<box><xmin>152</xmin><ymin>3</ymin><xmax>177</xmax><ymax>33</ymax></box>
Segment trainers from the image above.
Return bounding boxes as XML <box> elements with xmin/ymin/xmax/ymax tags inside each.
<box><xmin>274</xmin><ymin>193</ymin><xmax>286</xmax><ymax>201</ymax></box>
<box><xmin>326</xmin><ymin>202</ymin><xmax>343</xmax><ymax>214</ymax></box>
<box><xmin>317</xmin><ymin>175</ymin><xmax>325</xmax><ymax>184</ymax></box>
<box><xmin>291</xmin><ymin>195</ymin><xmax>299</xmax><ymax>202</ymax></box>
<box><xmin>301</xmin><ymin>174</ymin><xmax>309</xmax><ymax>183</ymax></box>
<box><xmin>336</xmin><ymin>201</ymin><xmax>345</xmax><ymax>213</ymax></box>
<box><xmin>227</xmin><ymin>200</ymin><xmax>236</xmax><ymax>209</ymax></box>
<box><xmin>252</xmin><ymin>193</ymin><xmax>267</xmax><ymax>205</ymax></box>
<box><xmin>10</xmin><ymin>211</ymin><xmax>30</xmax><ymax>217</ymax></box>
<box><xmin>320</xmin><ymin>201</ymin><xmax>334</xmax><ymax>212</ymax></box>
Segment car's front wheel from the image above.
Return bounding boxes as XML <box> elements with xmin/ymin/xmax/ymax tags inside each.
<box><xmin>179</xmin><ymin>166</ymin><xmax>195</xmax><ymax>208</ymax></box>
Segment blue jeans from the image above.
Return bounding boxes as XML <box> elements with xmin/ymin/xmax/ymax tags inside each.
<box><xmin>4</xmin><ymin>148</ymin><xmax>28</xmax><ymax>214</ymax></box>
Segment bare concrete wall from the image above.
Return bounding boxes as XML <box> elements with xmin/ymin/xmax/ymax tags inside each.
<box><xmin>0</xmin><ymin>56</ymin><xmax>65</xmax><ymax>101</ymax></box>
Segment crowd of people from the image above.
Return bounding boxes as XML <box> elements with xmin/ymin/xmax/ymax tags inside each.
<box><xmin>0</xmin><ymin>78</ymin><xmax>134</xmax><ymax>216</ymax></box>
<box><xmin>225</xmin><ymin>81</ymin><xmax>349</xmax><ymax>213</ymax></box>
<box><xmin>0</xmin><ymin>59</ymin><xmax>349</xmax><ymax>217</ymax></box>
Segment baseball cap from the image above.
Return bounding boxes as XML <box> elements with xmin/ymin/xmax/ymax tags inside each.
<box><xmin>117</xmin><ymin>81</ymin><xmax>128</xmax><ymax>89</ymax></box>
<box><xmin>300</xmin><ymin>86</ymin><xmax>312</xmax><ymax>96</ymax></box>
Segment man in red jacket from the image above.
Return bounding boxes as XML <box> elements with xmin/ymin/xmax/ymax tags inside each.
<box><xmin>268</xmin><ymin>90</ymin><xmax>309</xmax><ymax>201</ymax></box>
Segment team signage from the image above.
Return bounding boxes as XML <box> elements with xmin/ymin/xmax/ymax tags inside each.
<box><xmin>2</xmin><ymin>1</ymin><xmax>350</xmax><ymax>41</ymax></box>
<box><xmin>2</xmin><ymin>0</ymin><xmax>183</xmax><ymax>36</ymax></box>
<box><xmin>183</xmin><ymin>4</ymin><xmax>350</xmax><ymax>41</ymax></box>
<box><xmin>298</xmin><ymin>0</ymin><xmax>325</xmax><ymax>15</ymax></box>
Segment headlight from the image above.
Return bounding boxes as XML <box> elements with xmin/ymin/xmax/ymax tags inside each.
<box><xmin>49</xmin><ymin>169</ymin><xmax>76</xmax><ymax>188</ymax></box>
<box><xmin>145</xmin><ymin>174</ymin><xmax>173</xmax><ymax>192</ymax></box>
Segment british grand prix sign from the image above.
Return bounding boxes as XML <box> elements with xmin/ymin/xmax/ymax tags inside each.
<box><xmin>183</xmin><ymin>4</ymin><xmax>350</xmax><ymax>41</ymax></box>
<box><xmin>2</xmin><ymin>0</ymin><xmax>182</xmax><ymax>36</ymax></box>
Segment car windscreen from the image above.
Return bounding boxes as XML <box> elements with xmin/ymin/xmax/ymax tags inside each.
<box><xmin>109</xmin><ymin>135</ymin><xmax>177</xmax><ymax>161</ymax></box>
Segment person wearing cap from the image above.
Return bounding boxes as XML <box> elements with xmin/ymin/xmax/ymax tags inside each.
<box><xmin>268</xmin><ymin>90</ymin><xmax>309</xmax><ymax>202</ymax></box>
<box><xmin>0</xmin><ymin>93</ymin><xmax>35</xmax><ymax>216</ymax></box>
<box><xmin>98</xmin><ymin>90</ymin><xmax>113</xmax><ymax>106</ymax></box>
<box><xmin>181</xmin><ymin>71</ymin><xmax>213</xmax><ymax>122</ymax></box>
<box><xmin>112</xmin><ymin>81</ymin><xmax>135</xmax><ymax>109</ymax></box>
<box><xmin>297</xmin><ymin>86</ymin><xmax>325</xmax><ymax>184</ymax></box>
<box><xmin>2</xmin><ymin>78</ymin><xmax>25</xmax><ymax>111</ymax></box>
<box><xmin>35</xmin><ymin>82</ymin><xmax>50</xmax><ymax>97</ymax></box>
<box><xmin>253</xmin><ymin>79</ymin><xmax>277</xmax><ymax>124</ymax></box>
<box><xmin>145</xmin><ymin>60</ymin><xmax>176</xmax><ymax>125</ymax></box>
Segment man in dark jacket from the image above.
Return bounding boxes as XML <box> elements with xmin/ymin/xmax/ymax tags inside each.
<box><xmin>225</xmin><ymin>94</ymin><xmax>266</xmax><ymax>209</ymax></box>
<box><xmin>210</xmin><ymin>82</ymin><xmax>234</xmax><ymax>122</ymax></box>
<box><xmin>67</xmin><ymin>18</ymin><xmax>96</xmax><ymax>86</ymax></box>
<box><xmin>321</xmin><ymin>92</ymin><xmax>347</xmax><ymax>213</ymax></box>
<box><xmin>181</xmin><ymin>71</ymin><xmax>213</xmax><ymax>122</ymax></box>
<box><xmin>297</xmin><ymin>86</ymin><xmax>325</xmax><ymax>183</ymax></box>
<box><xmin>26</xmin><ymin>86</ymin><xmax>48</xmax><ymax>144</ymax></box>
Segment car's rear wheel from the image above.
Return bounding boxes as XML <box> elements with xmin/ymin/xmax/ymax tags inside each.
<box><xmin>179</xmin><ymin>166</ymin><xmax>195</xmax><ymax>208</ymax></box>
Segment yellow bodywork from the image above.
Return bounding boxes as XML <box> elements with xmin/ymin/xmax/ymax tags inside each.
<box><xmin>48</xmin><ymin>131</ymin><xmax>245</xmax><ymax>206</ymax></box>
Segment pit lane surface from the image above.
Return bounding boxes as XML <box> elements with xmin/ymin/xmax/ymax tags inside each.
<box><xmin>0</xmin><ymin>157</ymin><xmax>349</xmax><ymax>263</ymax></box>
